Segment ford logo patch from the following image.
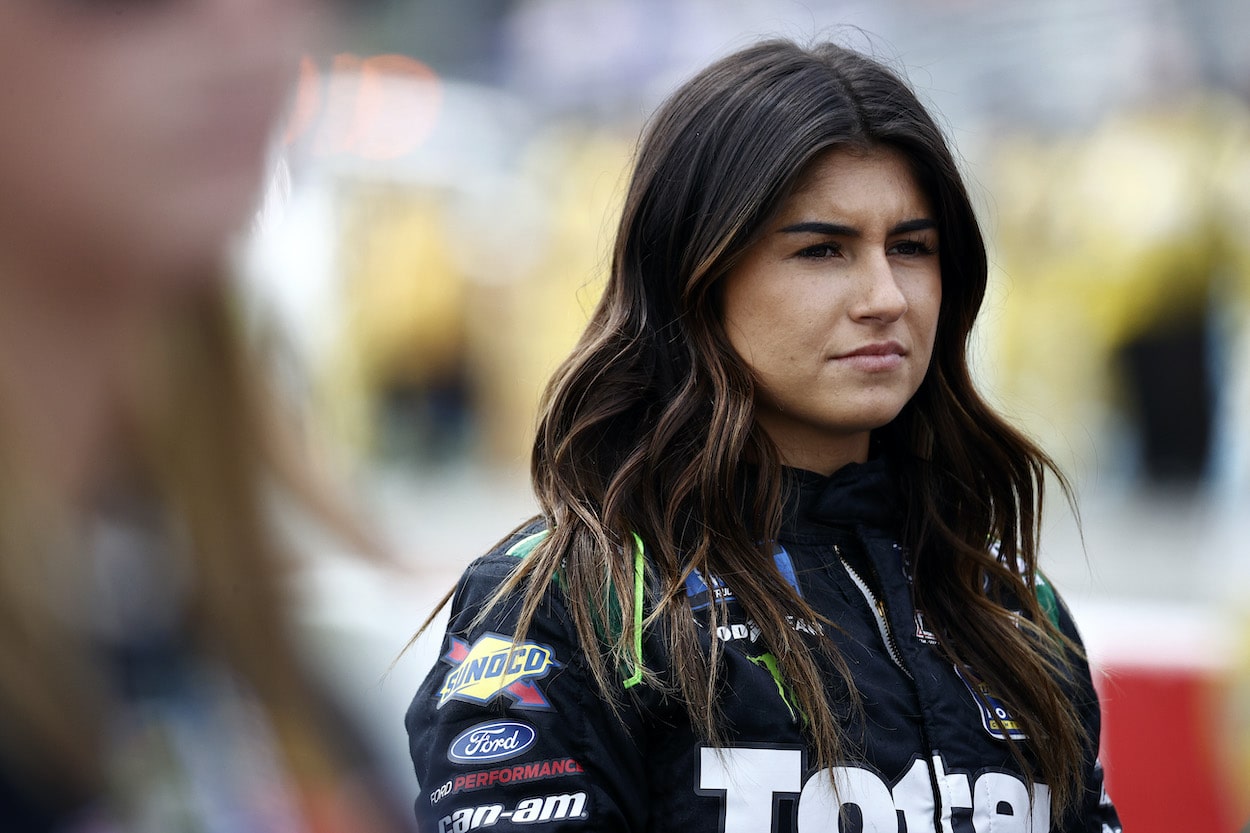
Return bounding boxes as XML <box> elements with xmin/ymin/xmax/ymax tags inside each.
<box><xmin>447</xmin><ymin>719</ymin><xmax>537</xmax><ymax>764</ymax></box>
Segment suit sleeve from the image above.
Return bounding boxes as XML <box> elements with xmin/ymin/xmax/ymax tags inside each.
<box><xmin>1051</xmin><ymin>590</ymin><xmax>1123</xmax><ymax>833</ymax></box>
<box><xmin>405</xmin><ymin>544</ymin><xmax>651</xmax><ymax>832</ymax></box>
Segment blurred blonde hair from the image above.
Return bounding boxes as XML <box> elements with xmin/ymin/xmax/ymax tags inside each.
<box><xmin>0</xmin><ymin>281</ymin><xmax>371</xmax><ymax>805</ymax></box>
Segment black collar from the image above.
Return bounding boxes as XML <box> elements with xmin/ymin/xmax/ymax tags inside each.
<box><xmin>782</xmin><ymin>457</ymin><xmax>902</xmax><ymax>534</ymax></box>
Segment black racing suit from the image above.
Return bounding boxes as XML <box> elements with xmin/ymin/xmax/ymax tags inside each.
<box><xmin>406</xmin><ymin>459</ymin><xmax>1122</xmax><ymax>832</ymax></box>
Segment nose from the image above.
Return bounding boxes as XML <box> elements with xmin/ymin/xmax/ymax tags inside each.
<box><xmin>849</xmin><ymin>252</ymin><xmax>908</xmax><ymax>324</ymax></box>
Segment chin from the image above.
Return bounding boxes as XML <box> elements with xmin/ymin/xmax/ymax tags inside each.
<box><xmin>832</xmin><ymin>399</ymin><xmax>911</xmax><ymax>435</ymax></box>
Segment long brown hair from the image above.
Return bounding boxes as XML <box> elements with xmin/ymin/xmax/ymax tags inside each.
<box><xmin>0</xmin><ymin>284</ymin><xmax>373</xmax><ymax>807</ymax></box>
<box><xmin>492</xmin><ymin>39</ymin><xmax>1089</xmax><ymax>815</ymax></box>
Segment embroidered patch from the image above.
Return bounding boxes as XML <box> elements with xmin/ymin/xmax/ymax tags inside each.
<box><xmin>914</xmin><ymin>610</ymin><xmax>939</xmax><ymax>645</ymax></box>
<box><xmin>955</xmin><ymin>666</ymin><xmax>1028</xmax><ymax>741</ymax></box>
<box><xmin>686</xmin><ymin>546</ymin><xmax>800</xmax><ymax>612</ymax></box>
<box><xmin>441</xmin><ymin>758</ymin><xmax>583</xmax><ymax>801</ymax></box>
<box><xmin>437</xmin><ymin>633</ymin><xmax>560</xmax><ymax>710</ymax></box>
<box><xmin>447</xmin><ymin>719</ymin><xmax>537</xmax><ymax>764</ymax></box>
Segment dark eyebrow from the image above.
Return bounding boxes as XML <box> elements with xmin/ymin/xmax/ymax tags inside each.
<box><xmin>778</xmin><ymin>218</ymin><xmax>937</xmax><ymax>236</ymax></box>
<box><xmin>778</xmin><ymin>221</ymin><xmax>858</xmax><ymax>237</ymax></box>
<box><xmin>892</xmin><ymin>218</ymin><xmax>938</xmax><ymax>235</ymax></box>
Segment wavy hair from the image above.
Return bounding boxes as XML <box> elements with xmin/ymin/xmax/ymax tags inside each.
<box><xmin>490</xmin><ymin>39</ymin><xmax>1088</xmax><ymax>814</ymax></box>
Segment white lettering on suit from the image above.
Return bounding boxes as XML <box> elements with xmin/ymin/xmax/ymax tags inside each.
<box><xmin>698</xmin><ymin>746</ymin><xmax>1051</xmax><ymax>832</ymax></box>
<box><xmin>698</xmin><ymin>747</ymin><xmax>803</xmax><ymax>833</ymax></box>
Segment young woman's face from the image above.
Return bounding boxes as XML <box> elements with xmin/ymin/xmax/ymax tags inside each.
<box><xmin>721</xmin><ymin>146</ymin><xmax>942</xmax><ymax>473</ymax></box>
<box><xmin>0</xmin><ymin>0</ymin><xmax>323</xmax><ymax>287</ymax></box>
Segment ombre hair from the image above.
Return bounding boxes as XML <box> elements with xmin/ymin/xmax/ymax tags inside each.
<box><xmin>475</xmin><ymin>39</ymin><xmax>1087</xmax><ymax>816</ymax></box>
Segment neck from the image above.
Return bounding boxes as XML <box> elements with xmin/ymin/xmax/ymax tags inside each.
<box><xmin>758</xmin><ymin>420</ymin><xmax>871</xmax><ymax>477</ymax></box>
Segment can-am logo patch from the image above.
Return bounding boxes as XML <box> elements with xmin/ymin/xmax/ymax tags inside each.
<box><xmin>448</xmin><ymin>720</ymin><xmax>538</xmax><ymax>764</ymax></box>
<box><xmin>437</xmin><ymin>633</ymin><xmax>560</xmax><ymax>710</ymax></box>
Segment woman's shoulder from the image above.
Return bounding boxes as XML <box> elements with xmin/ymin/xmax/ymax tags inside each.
<box><xmin>456</xmin><ymin>518</ymin><xmax>550</xmax><ymax>576</ymax></box>
<box><xmin>445</xmin><ymin>517</ymin><xmax>560</xmax><ymax>614</ymax></box>
<box><xmin>987</xmin><ymin>541</ymin><xmax>1086</xmax><ymax>644</ymax></box>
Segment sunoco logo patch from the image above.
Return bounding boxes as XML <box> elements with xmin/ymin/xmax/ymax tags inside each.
<box><xmin>437</xmin><ymin>633</ymin><xmax>560</xmax><ymax>710</ymax></box>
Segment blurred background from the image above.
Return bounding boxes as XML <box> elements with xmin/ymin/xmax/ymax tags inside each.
<box><xmin>246</xmin><ymin>0</ymin><xmax>1250</xmax><ymax>828</ymax></box>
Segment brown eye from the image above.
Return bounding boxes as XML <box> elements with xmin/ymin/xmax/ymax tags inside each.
<box><xmin>797</xmin><ymin>243</ymin><xmax>841</xmax><ymax>259</ymax></box>
<box><xmin>889</xmin><ymin>240</ymin><xmax>936</xmax><ymax>256</ymax></box>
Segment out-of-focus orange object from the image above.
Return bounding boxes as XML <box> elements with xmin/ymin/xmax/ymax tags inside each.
<box><xmin>286</xmin><ymin>52</ymin><xmax>443</xmax><ymax>160</ymax></box>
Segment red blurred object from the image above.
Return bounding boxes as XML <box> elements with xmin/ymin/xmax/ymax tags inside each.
<box><xmin>1097</xmin><ymin>664</ymin><xmax>1240</xmax><ymax>832</ymax></box>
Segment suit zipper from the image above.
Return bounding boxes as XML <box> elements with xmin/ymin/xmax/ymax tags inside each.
<box><xmin>837</xmin><ymin>546</ymin><xmax>912</xmax><ymax>680</ymax></box>
<box><xmin>837</xmin><ymin>543</ymin><xmax>945</xmax><ymax>831</ymax></box>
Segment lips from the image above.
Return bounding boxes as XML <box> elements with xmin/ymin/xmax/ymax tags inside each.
<box><xmin>840</xmin><ymin>341</ymin><xmax>905</xmax><ymax>358</ymax></box>
<box><xmin>833</xmin><ymin>341</ymin><xmax>906</xmax><ymax>372</ymax></box>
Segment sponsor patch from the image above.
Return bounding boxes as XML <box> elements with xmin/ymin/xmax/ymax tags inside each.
<box><xmin>698</xmin><ymin>745</ymin><xmax>1051</xmax><ymax>830</ymax></box>
<box><xmin>914</xmin><ymin>610</ymin><xmax>939</xmax><ymax>645</ymax></box>
<box><xmin>436</xmin><ymin>791</ymin><xmax>588</xmax><ymax>832</ymax></box>
<box><xmin>955</xmin><ymin>666</ymin><xmax>1028</xmax><ymax>741</ymax></box>
<box><xmin>430</xmin><ymin>758</ymin><xmax>582</xmax><ymax>806</ymax></box>
<box><xmin>785</xmin><ymin>615</ymin><xmax>821</xmax><ymax>636</ymax></box>
<box><xmin>447</xmin><ymin>719</ymin><xmax>537</xmax><ymax>765</ymax></box>
<box><xmin>715</xmin><ymin>620</ymin><xmax>762</xmax><ymax>643</ymax></box>
<box><xmin>686</xmin><ymin>546</ymin><xmax>800</xmax><ymax>612</ymax></box>
<box><xmin>437</xmin><ymin>633</ymin><xmax>560</xmax><ymax>711</ymax></box>
<box><xmin>685</xmin><ymin>570</ymin><xmax>734</xmax><ymax>613</ymax></box>
<box><xmin>432</xmin><ymin>758</ymin><xmax>584</xmax><ymax>805</ymax></box>
<box><xmin>715</xmin><ymin>616</ymin><xmax>819</xmax><ymax>644</ymax></box>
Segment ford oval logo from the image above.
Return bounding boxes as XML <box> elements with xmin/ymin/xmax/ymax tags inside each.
<box><xmin>447</xmin><ymin>720</ymin><xmax>537</xmax><ymax>764</ymax></box>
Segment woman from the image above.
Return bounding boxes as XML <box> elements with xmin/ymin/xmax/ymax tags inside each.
<box><xmin>0</xmin><ymin>1</ymin><xmax>401</xmax><ymax>830</ymax></box>
<box><xmin>407</xmin><ymin>40</ymin><xmax>1122</xmax><ymax>832</ymax></box>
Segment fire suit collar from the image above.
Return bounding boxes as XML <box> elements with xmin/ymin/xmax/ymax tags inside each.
<box><xmin>783</xmin><ymin>456</ymin><xmax>901</xmax><ymax>533</ymax></box>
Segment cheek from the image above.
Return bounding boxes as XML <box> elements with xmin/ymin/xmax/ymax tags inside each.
<box><xmin>722</xmin><ymin>265</ymin><xmax>831</xmax><ymax>366</ymax></box>
<box><xmin>912</xmin><ymin>272</ymin><xmax>943</xmax><ymax>359</ymax></box>
<box><xmin>720</xmin><ymin>272</ymin><xmax>767</xmax><ymax>364</ymax></box>
<box><xmin>721</xmin><ymin>277</ymin><xmax>801</xmax><ymax>374</ymax></box>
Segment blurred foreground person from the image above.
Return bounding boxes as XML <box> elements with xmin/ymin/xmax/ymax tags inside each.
<box><xmin>0</xmin><ymin>1</ymin><xmax>404</xmax><ymax>830</ymax></box>
<box><xmin>406</xmin><ymin>40</ymin><xmax>1122</xmax><ymax>832</ymax></box>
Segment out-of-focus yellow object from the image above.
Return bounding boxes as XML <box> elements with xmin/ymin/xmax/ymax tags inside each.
<box><xmin>985</xmin><ymin>94</ymin><xmax>1250</xmax><ymax>469</ymax></box>
<box><xmin>328</xmin><ymin>126</ymin><xmax>633</xmax><ymax>463</ymax></box>
<box><xmin>349</xmin><ymin>190</ymin><xmax>467</xmax><ymax>390</ymax></box>
<box><xmin>470</xmin><ymin>127</ymin><xmax>632</xmax><ymax>462</ymax></box>
<box><xmin>325</xmin><ymin>189</ymin><xmax>467</xmax><ymax>452</ymax></box>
